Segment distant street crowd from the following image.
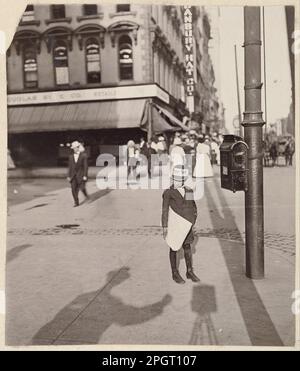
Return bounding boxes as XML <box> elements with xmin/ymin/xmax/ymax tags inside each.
<box><xmin>264</xmin><ymin>136</ymin><xmax>295</xmax><ymax>167</ymax></box>
<box><xmin>126</xmin><ymin>131</ymin><xmax>223</xmax><ymax>180</ymax></box>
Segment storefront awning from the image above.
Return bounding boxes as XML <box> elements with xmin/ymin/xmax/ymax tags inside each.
<box><xmin>8</xmin><ymin>99</ymin><xmax>147</xmax><ymax>133</ymax></box>
<box><xmin>153</xmin><ymin>103</ymin><xmax>189</xmax><ymax>132</ymax></box>
<box><xmin>151</xmin><ymin>105</ymin><xmax>178</xmax><ymax>133</ymax></box>
<box><xmin>140</xmin><ymin>101</ymin><xmax>188</xmax><ymax>134</ymax></box>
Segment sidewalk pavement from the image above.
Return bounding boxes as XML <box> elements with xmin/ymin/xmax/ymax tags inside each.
<box><xmin>7</xmin><ymin>166</ymin><xmax>105</xmax><ymax>179</ymax></box>
<box><xmin>6</xmin><ymin>167</ymin><xmax>296</xmax><ymax>347</ymax></box>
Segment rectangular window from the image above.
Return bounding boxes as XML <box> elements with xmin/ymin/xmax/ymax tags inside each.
<box><xmin>22</xmin><ymin>4</ymin><xmax>35</xmax><ymax>22</ymax></box>
<box><xmin>83</xmin><ymin>4</ymin><xmax>98</xmax><ymax>16</ymax></box>
<box><xmin>51</xmin><ymin>5</ymin><xmax>66</xmax><ymax>19</ymax></box>
<box><xmin>23</xmin><ymin>46</ymin><xmax>38</xmax><ymax>89</ymax></box>
<box><xmin>24</xmin><ymin>67</ymin><xmax>38</xmax><ymax>88</ymax></box>
<box><xmin>86</xmin><ymin>40</ymin><xmax>101</xmax><ymax>84</ymax></box>
<box><xmin>24</xmin><ymin>71</ymin><xmax>38</xmax><ymax>88</ymax></box>
<box><xmin>55</xmin><ymin>67</ymin><xmax>69</xmax><ymax>85</ymax></box>
<box><xmin>116</xmin><ymin>4</ymin><xmax>130</xmax><ymax>12</ymax></box>
<box><xmin>53</xmin><ymin>42</ymin><xmax>69</xmax><ymax>85</ymax></box>
<box><xmin>120</xmin><ymin>65</ymin><xmax>133</xmax><ymax>80</ymax></box>
<box><xmin>119</xmin><ymin>36</ymin><xmax>133</xmax><ymax>80</ymax></box>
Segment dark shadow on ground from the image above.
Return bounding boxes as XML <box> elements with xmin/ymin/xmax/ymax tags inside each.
<box><xmin>6</xmin><ymin>244</ymin><xmax>32</xmax><ymax>263</ymax></box>
<box><xmin>25</xmin><ymin>203</ymin><xmax>48</xmax><ymax>210</ymax></box>
<box><xmin>87</xmin><ymin>189</ymin><xmax>112</xmax><ymax>204</ymax></box>
<box><xmin>204</xmin><ymin>178</ymin><xmax>284</xmax><ymax>346</ymax></box>
<box><xmin>189</xmin><ymin>284</ymin><xmax>218</xmax><ymax>345</ymax></box>
<box><xmin>31</xmin><ymin>266</ymin><xmax>172</xmax><ymax>345</ymax></box>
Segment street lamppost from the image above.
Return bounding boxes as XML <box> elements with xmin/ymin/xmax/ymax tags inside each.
<box><xmin>242</xmin><ymin>6</ymin><xmax>265</xmax><ymax>279</ymax></box>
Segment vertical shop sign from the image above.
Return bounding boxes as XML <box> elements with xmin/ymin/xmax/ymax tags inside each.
<box><xmin>183</xmin><ymin>6</ymin><xmax>194</xmax><ymax>97</ymax></box>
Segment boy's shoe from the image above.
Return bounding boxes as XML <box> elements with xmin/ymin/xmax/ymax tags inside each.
<box><xmin>172</xmin><ymin>270</ymin><xmax>185</xmax><ymax>284</ymax></box>
<box><xmin>186</xmin><ymin>270</ymin><xmax>200</xmax><ymax>282</ymax></box>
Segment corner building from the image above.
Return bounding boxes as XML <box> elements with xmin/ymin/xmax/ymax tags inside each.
<box><xmin>7</xmin><ymin>4</ymin><xmax>216</xmax><ymax>166</ymax></box>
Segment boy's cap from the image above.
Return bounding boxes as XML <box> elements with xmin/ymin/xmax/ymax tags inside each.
<box><xmin>172</xmin><ymin>165</ymin><xmax>189</xmax><ymax>181</ymax></box>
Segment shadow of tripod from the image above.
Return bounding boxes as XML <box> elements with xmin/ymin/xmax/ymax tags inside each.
<box><xmin>189</xmin><ymin>284</ymin><xmax>218</xmax><ymax>345</ymax></box>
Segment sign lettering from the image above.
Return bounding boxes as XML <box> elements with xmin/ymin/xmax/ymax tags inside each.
<box><xmin>183</xmin><ymin>6</ymin><xmax>195</xmax><ymax>98</ymax></box>
<box><xmin>8</xmin><ymin>84</ymin><xmax>170</xmax><ymax>106</ymax></box>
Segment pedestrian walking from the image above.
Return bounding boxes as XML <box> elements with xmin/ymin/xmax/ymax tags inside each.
<box><xmin>156</xmin><ymin>136</ymin><xmax>167</xmax><ymax>154</ymax></box>
<box><xmin>182</xmin><ymin>136</ymin><xmax>193</xmax><ymax>154</ymax></box>
<box><xmin>127</xmin><ymin>140</ymin><xmax>137</xmax><ymax>181</ymax></box>
<box><xmin>162</xmin><ymin>165</ymin><xmax>200</xmax><ymax>284</ymax></box>
<box><xmin>169</xmin><ymin>132</ymin><xmax>182</xmax><ymax>154</ymax></box>
<box><xmin>269</xmin><ymin>141</ymin><xmax>278</xmax><ymax>167</ymax></box>
<box><xmin>170</xmin><ymin>138</ymin><xmax>185</xmax><ymax>173</ymax></box>
<box><xmin>150</xmin><ymin>136</ymin><xmax>158</xmax><ymax>153</ymax></box>
<box><xmin>285</xmin><ymin>138</ymin><xmax>295</xmax><ymax>166</ymax></box>
<box><xmin>289</xmin><ymin>138</ymin><xmax>295</xmax><ymax>166</ymax></box>
<box><xmin>173</xmin><ymin>132</ymin><xmax>182</xmax><ymax>145</ymax></box>
<box><xmin>210</xmin><ymin>139</ymin><xmax>220</xmax><ymax>166</ymax></box>
<box><xmin>156</xmin><ymin>136</ymin><xmax>167</xmax><ymax>177</ymax></box>
<box><xmin>139</xmin><ymin>137</ymin><xmax>151</xmax><ymax>177</ymax></box>
<box><xmin>146</xmin><ymin>136</ymin><xmax>158</xmax><ymax>178</ymax></box>
<box><xmin>67</xmin><ymin>141</ymin><xmax>89</xmax><ymax>207</ymax></box>
<box><xmin>139</xmin><ymin>137</ymin><xmax>148</xmax><ymax>157</ymax></box>
<box><xmin>193</xmin><ymin>137</ymin><xmax>214</xmax><ymax>178</ymax></box>
<box><xmin>188</xmin><ymin>130</ymin><xmax>197</xmax><ymax>151</ymax></box>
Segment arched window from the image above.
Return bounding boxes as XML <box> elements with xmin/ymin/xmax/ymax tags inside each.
<box><xmin>118</xmin><ymin>35</ymin><xmax>133</xmax><ymax>80</ymax></box>
<box><xmin>53</xmin><ymin>40</ymin><xmax>69</xmax><ymax>85</ymax></box>
<box><xmin>86</xmin><ymin>38</ymin><xmax>101</xmax><ymax>84</ymax></box>
<box><xmin>23</xmin><ymin>43</ymin><xmax>38</xmax><ymax>89</ymax></box>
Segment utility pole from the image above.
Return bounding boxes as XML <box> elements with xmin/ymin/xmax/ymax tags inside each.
<box><xmin>148</xmin><ymin>4</ymin><xmax>154</xmax><ymax>144</ymax></box>
<box><xmin>262</xmin><ymin>7</ymin><xmax>268</xmax><ymax>137</ymax></box>
<box><xmin>147</xmin><ymin>99</ymin><xmax>153</xmax><ymax>143</ymax></box>
<box><xmin>285</xmin><ymin>6</ymin><xmax>295</xmax><ymax>136</ymax></box>
<box><xmin>234</xmin><ymin>44</ymin><xmax>243</xmax><ymax>137</ymax></box>
<box><xmin>242</xmin><ymin>6</ymin><xmax>265</xmax><ymax>279</ymax></box>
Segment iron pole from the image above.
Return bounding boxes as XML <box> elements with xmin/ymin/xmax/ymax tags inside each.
<box><xmin>242</xmin><ymin>6</ymin><xmax>265</xmax><ymax>279</ymax></box>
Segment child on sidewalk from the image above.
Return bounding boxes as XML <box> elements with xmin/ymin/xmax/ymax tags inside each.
<box><xmin>162</xmin><ymin>165</ymin><xmax>200</xmax><ymax>284</ymax></box>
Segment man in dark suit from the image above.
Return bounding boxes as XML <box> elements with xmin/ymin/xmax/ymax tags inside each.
<box><xmin>67</xmin><ymin>141</ymin><xmax>89</xmax><ymax>207</ymax></box>
<box><xmin>139</xmin><ymin>137</ymin><xmax>152</xmax><ymax>177</ymax></box>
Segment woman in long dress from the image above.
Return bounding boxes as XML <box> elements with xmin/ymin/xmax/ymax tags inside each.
<box><xmin>193</xmin><ymin>138</ymin><xmax>214</xmax><ymax>178</ymax></box>
<box><xmin>127</xmin><ymin>140</ymin><xmax>137</xmax><ymax>180</ymax></box>
<box><xmin>170</xmin><ymin>140</ymin><xmax>185</xmax><ymax>174</ymax></box>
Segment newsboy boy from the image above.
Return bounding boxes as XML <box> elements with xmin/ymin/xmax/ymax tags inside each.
<box><xmin>162</xmin><ymin>165</ymin><xmax>200</xmax><ymax>284</ymax></box>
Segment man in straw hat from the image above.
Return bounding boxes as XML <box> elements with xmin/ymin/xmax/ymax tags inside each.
<box><xmin>161</xmin><ymin>165</ymin><xmax>200</xmax><ymax>284</ymax></box>
<box><xmin>67</xmin><ymin>140</ymin><xmax>89</xmax><ymax>207</ymax></box>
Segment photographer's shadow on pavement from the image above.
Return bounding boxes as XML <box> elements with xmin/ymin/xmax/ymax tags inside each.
<box><xmin>189</xmin><ymin>284</ymin><xmax>218</xmax><ymax>345</ymax></box>
<box><xmin>31</xmin><ymin>267</ymin><xmax>172</xmax><ymax>345</ymax></box>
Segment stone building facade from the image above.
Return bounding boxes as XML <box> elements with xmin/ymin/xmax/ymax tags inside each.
<box><xmin>7</xmin><ymin>3</ymin><xmax>220</xmax><ymax>166</ymax></box>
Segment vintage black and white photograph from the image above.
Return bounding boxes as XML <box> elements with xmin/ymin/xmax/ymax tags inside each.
<box><xmin>2</xmin><ymin>1</ymin><xmax>298</xmax><ymax>348</ymax></box>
